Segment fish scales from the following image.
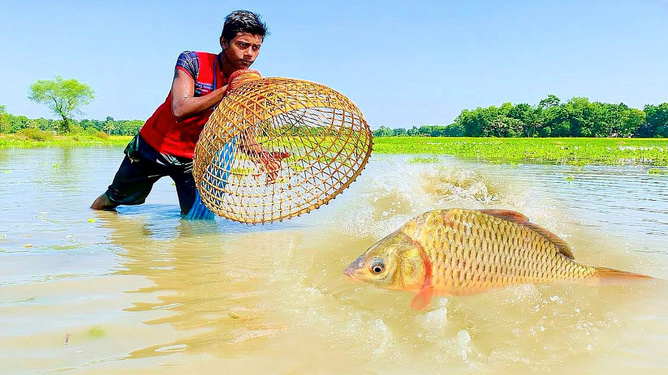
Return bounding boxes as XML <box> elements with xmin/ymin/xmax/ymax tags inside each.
<box><xmin>344</xmin><ymin>208</ymin><xmax>654</xmax><ymax>309</ymax></box>
<box><xmin>434</xmin><ymin>211</ymin><xmax>581</xmax><ymax>286</ymax></box>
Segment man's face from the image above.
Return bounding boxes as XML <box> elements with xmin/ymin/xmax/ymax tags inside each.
<box><xmin>221</xmin><ymin>32</ymin><xmax>263</xmax><ymax>70</ymax></box>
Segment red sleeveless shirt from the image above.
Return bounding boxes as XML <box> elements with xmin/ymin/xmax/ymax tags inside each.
<box><xmin>140</xmin><ymin>51</ymin><xmax>227</xmax><ymax>158</ymax></box>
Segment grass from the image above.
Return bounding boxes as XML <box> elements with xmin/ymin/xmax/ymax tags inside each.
<box><xmin>373</xmin><ymin>137</ymin><xmax>668</xmax><ymax>166</ymax></box>
<box><xmin>408</xmin><ymin>156</ymin><xmax>440</xmax><ymax>164</ymax></box>
<box><xmin>0</xmin><ymin>133</ymin><xmax>131</xmax><ymax>147</ymax></box>
<box><xmin>2</xmin><ymin>134</ymin><xmax>668</xmax><ymax>166</ymax></box>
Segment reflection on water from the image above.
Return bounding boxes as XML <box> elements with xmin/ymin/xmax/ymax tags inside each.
<box><xmin>0</xmin><ymin>149</ymin><xmax>667</xmax><ymax>374</ymax></box>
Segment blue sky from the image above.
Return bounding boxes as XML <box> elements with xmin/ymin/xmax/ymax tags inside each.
<box><xmin>1</xmin><ymin>0</ymin><xmax>667</xmax><ymax>129</ymax></box>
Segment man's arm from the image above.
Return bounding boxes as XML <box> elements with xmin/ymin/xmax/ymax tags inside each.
<box><xmin>171</xmin><ymin>69</ymin><xmax>228</xmax><ymax>120</ymax></box>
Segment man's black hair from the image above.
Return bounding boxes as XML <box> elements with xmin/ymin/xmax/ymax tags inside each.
<box><xmin>221</xmin><ymin>10</ymin><xmax>268</xmax><ymax>41</ymax></box>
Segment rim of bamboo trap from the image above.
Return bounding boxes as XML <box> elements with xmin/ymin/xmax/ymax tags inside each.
<box><xmin>193</xmin><ymin>77</ymin><xmax>373</xmax><ymax>224</ymax></box>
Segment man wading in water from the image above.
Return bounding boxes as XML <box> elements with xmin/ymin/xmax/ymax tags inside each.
<box><xmin>91</xmin><ymin>10</ymin><xmax>279</xmax><ymax>216</ymax></box>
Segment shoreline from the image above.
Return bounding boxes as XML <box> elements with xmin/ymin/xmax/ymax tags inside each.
<box><xmin>2</xmin><ymin>134</ymin><xmax>667</xmax><ymax>167</ymax></box>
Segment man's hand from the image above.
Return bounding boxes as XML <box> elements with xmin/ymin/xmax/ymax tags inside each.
<box><xmin>225</xmin><ymin>69</ymin><xmax>262</xmax><ymax>95</ymax></box>
<box><xmin>257</xmin><ymin>150</ymin><xmax>290</xmax><ymax>184</ymax></box>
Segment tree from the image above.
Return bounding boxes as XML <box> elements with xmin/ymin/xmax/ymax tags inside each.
<box><xmin>539</xmin><ymin>94</ymin><xmax>560</xmax><ymax>109</ymax></box>
<box><xmin>372</xmin><ymin>126</ymin><xmax>393</xmax><ymax>137</ymax></box>
<box><xmin>28</xmin><ymin>76</ymin><xmax>95</xmax><ymax>133</ymax></box>
<box><xmin>0</xmin><ymin>105</ymin><xmax>8</xmax><ymax>133</ymax></box>
<box><xmin>563</xmin><ymin>97</ymin><xmax>595</xmax><ymax>137</ymax></box>
<box><xmin>488</xmin><ymin>116</ymin><xmax>524</xmax><ymax>137</ymax></box>
<box><xmin>643</xmin><ymin>103</ymin><xmax>668</xmax><ymax>137</ymax></box>
<box><xmin>455</xmin><ymin>107</ymin><xmax>498</xmax><ymax>137</ymax></box>
<box><xmin>392</xmin><ymin>127</ymin><xmax>407</xmax><ymax>137</ymax></box>
<box><xmin>508</xmin><ymin>103</ymin><xmax>542</xmax><ymax>137</ymax></box>
<box><xmin>621</xmin><ymin>107</ymin><xmax>645</xmax><ymax>137</ymax></box>
<box><xmin>103</xmin><ymin>116</ymin><xmax>117</xmax><ymax>135</ymax></box>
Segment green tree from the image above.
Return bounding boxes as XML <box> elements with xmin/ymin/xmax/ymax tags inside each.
<box><xmin>507</xmin><ymin>103</ymin><xmax>542</xmax><ymax>137</ymax></box>
<box><xmin>373</xmin><ymin>126</ymin><xmax>393</xmax><ymax>137</ymax></box>
<box><xmin>392</xmin><ymin>127</ymin><xmax>407</xmax><ymax>137</ymax></box>
<box><xmin>455</xmin><ymin>107</ymin><xmax>499</xmax><ymax>137</ymax></box>
<box><xmin>28</xmin><ymin>76</ymin><xmax>95</xmax><ymax>133</ymax></box>
<box><xmin>0</xmin><ymin>105</ymin><xmax>9</xmax><ymax>133</ymax></box>
<box><xmin>406</xmin><ymin>126</ymin><xmax>420</xmax><ymax>136</ymax></box>
<box><xmin>643</xmin><ymin>103</ymin><xmax>668</xmax><ymax>137</ymax></box>
<box><xmin>118</xmin><ymin>119</ymin><xmax>143</xmax><ymax>135</ymax></box>
<box><xmin>441</xmin><ymin>123</ymin><xmax>464</xmax><ymax>137</ymax></box>
<box><xmin>487</xmin><ymin>116</ymin><xmax>524</xmax><ymax>137</ymax></box>
<box><xmin>539</xmin><ymin>94</ymin><xmax>560</xmax><ymax>109</ymax></box>
<box><xmin>563</xmin><ymin>97</ymin><xmax>596</xmax><ymax>137</ymax></box>
<box><xmin>622</xmin><ymin>107</ymin><xmax>646</xmax><ymax>137</ymax></box>
<box><xmin>103</xmin><ymin>116</ymin><xmax>117</xmax><ymax>135</ymax></box>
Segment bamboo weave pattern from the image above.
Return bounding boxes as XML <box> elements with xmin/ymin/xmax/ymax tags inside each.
<box><xmin>193</xmin><ymin>77</ymin><xmax>373</xmax><ymax>223</ymax></box>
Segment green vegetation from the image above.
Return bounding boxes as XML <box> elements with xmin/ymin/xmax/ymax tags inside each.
<box><xmin>28</xmin><ymin>76</ymin><xmax>95</xmax><ymax>133</ymax></box>
<box><xmin>3</xmin><ymin>133</ymin><xmax>667</xmax><ymax>167</ymax></box>
<box><xmin>408</xmin><ymin>156</ymin><xmax>440</xmax><ymax>163</ymax></box>
<box><xmin>374</xmin><ymin>95</ymin><xmax>668</xmax><ymax>139</ymax></box>
<box><xmin>87</xmin><ymin>326</ymin><xmax>106</xmax><ymax>338</ymax></box>
<box><xmin>373</xmin><ymin>137</ymin><xmax>668</xmax><ymax>166</ymax></box>
<box><xmin>4</xmin><ymin>77</ymin><xmax>668</xmax><ymax>167</ymax></box>
<box><xmin>0</xmin><ymin>105</ymin><xmax>143</xmax><ymax>137</ymax></box>
<box><xmin>1</xmin><ymin>104</ymin><xmax>142</xmax><ymax>138</ymax></box>
<box><xmin>0</xmin><ymin>133</ymin><xmax>130</xmax><ymax>147</ymax></box>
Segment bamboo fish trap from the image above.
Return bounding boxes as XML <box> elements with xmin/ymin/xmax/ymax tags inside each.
<box><xmin>192</xmin><ymin>76</ymin><xmax>373</xmax><ymax>224</ymax></box>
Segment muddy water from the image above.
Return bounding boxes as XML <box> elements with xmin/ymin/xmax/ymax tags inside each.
<box><xmin>0</xmin><ymin>148</ymin><xmax>666</xmax><ymax>374</ymax></box>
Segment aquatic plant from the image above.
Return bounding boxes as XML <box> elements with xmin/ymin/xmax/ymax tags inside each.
<box><xmin>408</xmin><ymin>156</ymin><xmax>440</xmax><ymax>164</ymax></box>
<box><xmin>374</xmin><ymin>137</ymin><xmax>668</xmax><ymax>166</ymax></box>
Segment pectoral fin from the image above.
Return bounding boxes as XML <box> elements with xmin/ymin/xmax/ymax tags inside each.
<box><xmin>410</xmin><ymin>286</ymin><xmax>436</xmax><ymax>310</ymax></box>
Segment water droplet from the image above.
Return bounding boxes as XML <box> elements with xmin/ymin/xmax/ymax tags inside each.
<box><xmin>374</xmin><ymin>319</ymin><xmax>386</xmax><ymax>332</ymax></box>
<box><xmin>457</xmin><ymin>330</ymin><xmax>471</xmax><ymax>360</ymax></box>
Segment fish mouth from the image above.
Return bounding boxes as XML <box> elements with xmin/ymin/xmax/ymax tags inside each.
<box><xmin>343</xmin><ymin>262</ymin><xmax>361</xmax><ymax>282</ymax></box>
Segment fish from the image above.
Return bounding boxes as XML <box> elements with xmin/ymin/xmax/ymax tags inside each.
<box><xmin>343</xmin><ymin>208</ymin><xmax>653</xmax><ymax>310</ymax></box>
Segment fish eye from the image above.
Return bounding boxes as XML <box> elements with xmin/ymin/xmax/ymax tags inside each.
<box><xmin>370</xmin><ymin>259</ymin><xmax>385</xmax><ymax>274</ymax></box>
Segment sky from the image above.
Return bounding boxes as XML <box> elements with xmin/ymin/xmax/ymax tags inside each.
<box><xmin>1</xmin><ymin>0</ymin><xmax>667</xmax><ymax>129</ymax></box>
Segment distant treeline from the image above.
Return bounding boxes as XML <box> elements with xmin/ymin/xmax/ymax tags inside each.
<box><xmin>374</xmin><ymin>96</ymin><xmax>668</xmax><ymax>138</ymax></box>
<box><xmin>0</xmin><ymin>106</ymin><xmax>142</xmax><ymax>136</ymax></box>
<box><xmin>3</xmin><ymin>95</ymin><xmax>668</xmax><ymax>138</ymax></box>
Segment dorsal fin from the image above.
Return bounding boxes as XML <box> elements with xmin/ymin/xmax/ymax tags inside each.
<box><xmin>478</xmin><ymin>209</ymin><xmax>575</xmax><ymax>259</ymax></box>
<box><xmin>478</xmin><ymin>209</ymin><xmax>530</xmax><ymax>223</ymax></box>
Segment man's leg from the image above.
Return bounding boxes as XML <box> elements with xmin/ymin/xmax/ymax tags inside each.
<box><xmin>91</xmin><ymin>155</ymin><xmax>164</xmax><ymax>210</ymax></box>
<box><xmin>172</xmin><ymin>169</ymin><xmax>198</xmax><ymax>215</ymax></box>
<box><xmin>91</xmin><ymin>193</ymin><xmax>118</xmax><ymax>210</ymax></box>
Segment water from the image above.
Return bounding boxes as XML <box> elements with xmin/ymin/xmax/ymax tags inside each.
<box><xmin>1</xmin><ymin>148</ymin><xmax>666</xmax><ymax>374</ymax></box>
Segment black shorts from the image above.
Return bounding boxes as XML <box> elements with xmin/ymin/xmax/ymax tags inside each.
<box><xmin>103</xmin><ymin>134</ymin><xmax>197</xmax><ymax>214</ymax></box>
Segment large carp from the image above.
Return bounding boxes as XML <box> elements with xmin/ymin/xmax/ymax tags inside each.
<box><xmin>344</xmin><ymin>208</ymin><xmax>652</xmax><ymax>309</ymax></box>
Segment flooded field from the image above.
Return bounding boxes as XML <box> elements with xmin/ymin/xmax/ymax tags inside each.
<box><xmin>1</xmin><ymin>147</ymin><xmax>666</xmax><ymax>374</ymax></box>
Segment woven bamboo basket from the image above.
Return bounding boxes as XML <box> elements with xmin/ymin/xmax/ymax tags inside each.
<box><xmin>192</xmin><ymin>77</ymin><xmax>373</xmax><ymax>224</ymax></box>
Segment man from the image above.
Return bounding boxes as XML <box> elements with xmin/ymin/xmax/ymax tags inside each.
<box><xmin>92</xmin><ymin>10</ymin><xmax>274</xmax><ymax>215</ymax></box>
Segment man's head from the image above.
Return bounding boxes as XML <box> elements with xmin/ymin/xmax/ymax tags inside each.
<box><xmin>221</xmin><ymin>10</ymin><xmax>268</xmax><ymax>42</ymax></box>
<box><xmin>220</xmin><ymin>10</ymin><xmax>268</xmax><ymax>73</ymax></box>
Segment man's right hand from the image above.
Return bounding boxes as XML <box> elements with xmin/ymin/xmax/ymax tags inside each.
<box><xmin>225</xmin><ymin>69</ymin><xmax>262</xmax><ymax>95</ymax></box>
<box><xmin>257</xmin><ymin>150</ymin><xmax>290</xmax><ymax>184</ymax></box>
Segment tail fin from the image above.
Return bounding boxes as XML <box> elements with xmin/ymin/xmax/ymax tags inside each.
<box><xmin>594</xmin><ymin>267</ymin><xmax>654</xmax><ymax>285</ymax></box>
